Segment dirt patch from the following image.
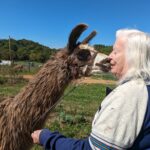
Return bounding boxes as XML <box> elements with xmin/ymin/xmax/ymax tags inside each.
<box><xmin>75</xmin><ymin>77</ymin><xmax>116</xmax><ymax>85</ymax></box>
<box><xmin>23</xmin><ymin>75</ymin><xmax>116</xmax><ymax>85</ymax></box>
<box><xmin>23</xmin><ymin>75</ymin><xmax>34</xmax><ymax>80</ymax></box>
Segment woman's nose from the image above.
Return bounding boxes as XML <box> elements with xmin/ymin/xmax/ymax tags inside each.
<box><xmin>108</xmin><ymin>52</ymin><xmax>113</xmax><ymax>59</ymax></box>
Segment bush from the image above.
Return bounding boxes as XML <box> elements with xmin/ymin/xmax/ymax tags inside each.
<box><xmin>59</xmin><ymin>112</ymin><xmax>86</xmax><ymax>124</ymax></box>
<box><xmin>0</xmin><ymin>76</ymin><xmax>7</xmax><ymax>84</ymax></box>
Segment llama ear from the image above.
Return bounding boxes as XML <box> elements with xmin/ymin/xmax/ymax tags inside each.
<box><xmin>81</xmin><ymin>30</ymin><xmax>97</xmax><ymax>44</ymax></box>
<box><xmin>67</xmin><ymin>24</ymin><xmax>88</xmax><ymax>54</ymax></box>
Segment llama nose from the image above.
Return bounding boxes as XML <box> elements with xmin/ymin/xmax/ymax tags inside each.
<box><xmin>95</xmin><ymin>57</ymin><xmax>111</xmax><ymax>72</ymax></box>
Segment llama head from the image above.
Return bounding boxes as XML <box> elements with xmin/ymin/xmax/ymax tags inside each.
<box><xmin>65</xmin><ymin>23</ymin><xmax>110</xmax><ymax>77</ymax></box>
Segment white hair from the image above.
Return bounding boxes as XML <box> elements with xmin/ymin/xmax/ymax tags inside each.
<box><xmin>116</xmin><ymin>29</ymin><xmax>150</xmax><ymax>84</ymax></box>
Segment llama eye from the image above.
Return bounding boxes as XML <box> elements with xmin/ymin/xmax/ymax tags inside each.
<box><xmin>77</xmin><ymin>49</ymin><xmax>91</xmax><ymax>61</ymax></box>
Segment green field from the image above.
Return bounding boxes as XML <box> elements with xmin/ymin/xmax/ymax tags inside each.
<box><xmin>91</xmin><ymin>72</ymin><xmax>117</xmax><ymax>81</ymax></box>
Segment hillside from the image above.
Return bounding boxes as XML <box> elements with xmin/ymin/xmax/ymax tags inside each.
<box><xmin>94</xmin><ymin>44</ymin><xmax>112</xmax><ymax>55</ymax></box>
<box><xmin>0</xmin><ymin>38</ymin><xmax>57</xmax><ymax>62</ymax></box>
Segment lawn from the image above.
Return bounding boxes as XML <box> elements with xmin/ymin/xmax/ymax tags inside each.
<box><xmin>91</xmin><ymin>72</ymin><xmax>117</xmax><ymax>81</ymax></box>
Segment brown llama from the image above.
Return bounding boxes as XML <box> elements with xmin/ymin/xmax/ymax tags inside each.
<box><xmin>13</xmin><ymin>64</ymin><xmax>24</xmax><ymax>71</ymax></box>
<box><xmin>0</xmin><ymin>24</ymin><xmax>108</xmax><ymax>150</ymax></box>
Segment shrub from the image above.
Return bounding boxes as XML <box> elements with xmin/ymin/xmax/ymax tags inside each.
<box><xmin>0</xmin><ymin>76</ymin><xmax>7</xmax><ymax>84</ymax></box>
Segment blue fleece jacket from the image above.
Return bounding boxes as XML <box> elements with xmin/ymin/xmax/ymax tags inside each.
<box><xmin>39</xmin><ymin>129</ymin><xmax>92</xmax><ymax>150</ymax></box>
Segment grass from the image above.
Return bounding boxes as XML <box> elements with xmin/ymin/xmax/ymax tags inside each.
<box><xmin>0</xmin><ymin>81</ymin><xmax>27</xmax><ymax>98</ymax></box>
<box><xmin>92</xmin><ymin>72</ymin><xmax>117</xmax><ymax>81</ymax></box>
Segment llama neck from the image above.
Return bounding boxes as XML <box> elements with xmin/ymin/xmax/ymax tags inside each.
<box><xmin>13</xmin><ymin>59</ymin><xmax>73</xmax><ymax>130</ymax></box>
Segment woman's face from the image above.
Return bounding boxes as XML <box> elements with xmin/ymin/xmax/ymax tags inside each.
<box><xmin>108</xmin><ymin>38</ymin><xmax>129</xmax><ymax>79</ymax></box>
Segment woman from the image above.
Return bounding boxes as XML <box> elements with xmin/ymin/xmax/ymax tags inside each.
<box><xmin>31</xmin><ymin>29</ymin><xmax>150</xmax><ymax>150</ymax></box>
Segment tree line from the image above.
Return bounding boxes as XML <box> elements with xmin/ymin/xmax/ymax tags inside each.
<box><xmin>0</xmin><ymin>39</ymin><xmax>57</xmax><ymax>63</ymax></box>
<box><xmin>0</xmin><ymin>38</ymin><xmax>112</xmax><ymax>62</ymax></box>
<box><xmin>94</xmin><ymin>44</ymin><xmax>112</xmax><ymax>55</ymax></box>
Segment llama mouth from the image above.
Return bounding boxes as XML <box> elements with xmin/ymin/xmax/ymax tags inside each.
<box><xmin>79</xmin><ymin>65</ymin><xmax>93</xmax><ymax>76</ymax></box>
<box><xmin>95</xmin><ymin>63</ymin><xmax>111</xmax><ymax>72</ymax></box>
<box><xmin>95</xmin><ymin>58</ymin><xmax>111</xmax><ymax>72</ymax></box>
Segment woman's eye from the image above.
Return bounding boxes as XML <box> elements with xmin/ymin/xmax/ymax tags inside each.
<box><xmin>112</xmin><ymin>49</ymin><xmax>117</xmax><ymax>55</ymax></box>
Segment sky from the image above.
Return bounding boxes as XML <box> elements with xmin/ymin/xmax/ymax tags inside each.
<box><xmin>0</xmin><ymin>0</ymin><xmax>150</xmax><ymax>48</ymax></box>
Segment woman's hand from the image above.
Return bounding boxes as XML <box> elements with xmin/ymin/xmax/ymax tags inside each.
<box><xmin>31</xmin><ymin>130</ymin><xmax>42</xmax><ymax>144</ymax></box>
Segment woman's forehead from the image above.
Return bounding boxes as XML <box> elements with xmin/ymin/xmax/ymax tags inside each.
<box><xmin>114</xmin><ymin>38</ymin><xmax>125</xmax><ymax>49</ymax></box>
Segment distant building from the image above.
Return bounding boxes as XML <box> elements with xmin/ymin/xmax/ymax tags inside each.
<box><xmin>0</xmin><ymin>60</ymin><xmax>12</xmax><ymax>65</ymax></box>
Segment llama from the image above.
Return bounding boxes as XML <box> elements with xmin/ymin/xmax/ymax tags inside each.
<box><xmin>13</xmin><ymin>64</ymin><xmax>24</xmax><ymax>72</ymax></box>
<box><xmin>0</xmin><ymin>24</ymin><xmax>108</xmax><ymax>150</ymax></box>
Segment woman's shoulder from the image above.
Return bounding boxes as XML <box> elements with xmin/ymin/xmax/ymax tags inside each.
<box><xmin>117</xmin><ymin>78</ymin><xmax>147</xmax><ymax>94</ymax></box>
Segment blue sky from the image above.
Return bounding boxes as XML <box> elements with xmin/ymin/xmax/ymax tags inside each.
<box><xmin>0</xmin><ymin>0</ymin><xmax>150</xmax><ymax>48</ymax></box>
